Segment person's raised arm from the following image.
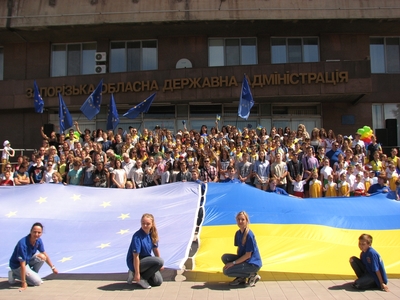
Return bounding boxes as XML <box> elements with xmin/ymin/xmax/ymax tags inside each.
<box><xmin>40</xmin><ymin>126</ymin><xmax>49</xmax><ymax>141</ymax></box>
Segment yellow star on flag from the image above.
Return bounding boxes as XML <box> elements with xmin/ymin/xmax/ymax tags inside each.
<box><xmin>118</xmin><ymin>213</ymin><xmax>130</xmax><ymax>220</ymax></box>
<box><xmin>58</xmin><ymin>256</ymin><xmax>73</xmax><ymax>263</ymax></box>
<box><xmin>36</xmin><ymin>197</ymin><xmax>47</xmax><ymax>204</ymax></box>
<box><xmin>71</xmin><ymin>194</ymin><xmax>81</xmax><ymax>201</ymax></box>
<box><xmin>117</xmin><ymin>229</ymin><xmax>130</xmax><ymax>235</ymax></box>
<box><xmin>6</xmin><ymin>211</ymin><xmax>17</xmax><ymax>218</ymax></box>
<box><xmin>100</xmin><ymin>201</ymin><xmax>111</xmax><ymax>208</ymax></box>
<box><xmin>97</xmin><ymin>243</ymin><xmax>111</xmax><ymax>249</ymax></box>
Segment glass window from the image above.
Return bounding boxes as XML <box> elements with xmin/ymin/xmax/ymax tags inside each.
<box><xmin>110</xmin><ymin>40</ymin><xmax>158</xmax><ymax>73</ymax></box>
<box><xmin>51</xmin><ymin>42</ymin><xmax>96</xmax><ymax>77</ymax></box>
<box><xmin>0</xmin><ymin>47</ymin><xmax>4</xmax><ymax>80</ymax></box>
<box><xmin>271</xmin><ymin>37</ymin><xmax>319</xmax><ymax>64</ymax></box>
<box><xmin>370</xmin><ymin>37</ymin><xmax>400</xmax><ymax>73</ymax></box>
<box><xmin>208</xmin><ymin>38</ymin><xmax>257</xmax><ymax>66</ymax></box>
<box><xmin>386</xmin><ymin>38</ymin><xmax>400</xmax><ymax>73</ymax></box>
<box><xmin>209</xmin><ymin>39</ymin><xmax>224</xmax><ymax>67</ymax></box>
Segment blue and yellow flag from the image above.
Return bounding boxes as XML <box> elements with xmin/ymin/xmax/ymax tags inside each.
<box><xmin>195</xmin><ymin>183</ymin><xmax>400</xmax><ymax>277</ymax></box>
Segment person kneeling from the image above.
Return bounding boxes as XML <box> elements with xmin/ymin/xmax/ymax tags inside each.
<box><xmin>221</xmin><ymin>211</ymin><xmax>262</xmax><ymax>287</ymax></box>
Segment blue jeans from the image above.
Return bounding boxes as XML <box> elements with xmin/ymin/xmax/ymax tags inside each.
<box><xmin>350</xmin><ymin>256</ymin><xmax>377</xmax><ymax>289</ymax></box>
<box><xmin>139</xmin><ymin>256</ymin><xmax>164</xmax><ymax>286</ymax></box>
<box><xmin>221</xmin><ymin>253</ymin><xmax>260</xmax><ymax>278</ymax></box>
<box><xmin>11</xmin><ymin>255</ymin><xmax>45</xmax><ymax>286</ymax></box>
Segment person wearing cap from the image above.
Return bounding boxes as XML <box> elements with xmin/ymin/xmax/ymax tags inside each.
<box><xmin>2</xmin><ymin>140</ymin><xmax>15</xmax><ymax>173</ymax></box>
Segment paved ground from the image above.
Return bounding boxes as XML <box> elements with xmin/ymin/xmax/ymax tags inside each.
<box><xmin>1</xmin><ymin>270</ymin><xmax>399</xmax><ymax>300</ymax></box>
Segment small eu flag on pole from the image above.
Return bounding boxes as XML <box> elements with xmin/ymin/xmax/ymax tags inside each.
<box><xmin>123</xmin><ymin>93</ymin><xmax>156</xmax><ymax>119</ymax></box>
<box><xmin>59</xmin><ymin>93</ymin><xmax>73</xmax><ymax>133</ymax></box>
<box><xmin>238</xmin><ymin>74</ymin><xmax>254</xmax><ymax>120</ymax></box>
<box><xmin>33</xmin><ymin>80</ymin><xmax>44</xmax><ymax>113</ymax></box>
<box><xmin>80</xmin><ymin>79</ymin><xmax>103</xmax><ymax>120</ymax></box>
<box><xmin>107</xmin><ymin>94</ymin><xmax>120</xmax><ymax>131</ymax></box>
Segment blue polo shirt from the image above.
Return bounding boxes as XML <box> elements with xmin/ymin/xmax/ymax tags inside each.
<box><xmin>126</xmin><ymin>228</ymin><xmax>158</xmax><ymax>271</ymax></box>
<box><xmin>267</xmin><ymin>187</ymin><xmax>289</xmax><ymax>195</ymax></box>
<box><xmin>361</xmin><ymin>247</ymin><xmax>388</xmax><ymax>287</ymax></box>
<box><xmin>9</xmin><ymin>235</ymin><xmax>45</xmax><ymax>269</ymax></box>
<box><xmin>234</xmin><ymin>229</ymin><xmax>262</xmax><ymax>268</ymax></box>
<box><xmin>222</xmin><ymin>178</ymin><xmax>241</xmax><ymax>183</ymax></box>
<box><xmin>367</xmin><ymin>183</ymin><xmax>389</xmax><ymax>194</ymax></box>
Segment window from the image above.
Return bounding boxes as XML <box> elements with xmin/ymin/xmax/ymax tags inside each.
<box><xmin>370</xmin><ymin>37</ymin><xmax>400</xmax><ymax>73</ymax></box>
<box><xmin>0</xmin><ymin>47</ymin><xmax>3</xmax><ymax>80</ymax></box>
<box><xmin>110</xmin><ymin>40</ymin><xmax>157</xmax><ymax>73</ymax></box>
<box><xmin>208</xmin><ymin>38</ymin><xmax>257</xmax><ymax>67</ymax></box>
<box><xmin>51</xmin><ymin>43</ymin><xmax>96</xmax><ymax>77</ymax></box>
<box><xmin>271</xmin><ymin>37</ymin><xmax>319</xmax><ymax>64</ymax></box>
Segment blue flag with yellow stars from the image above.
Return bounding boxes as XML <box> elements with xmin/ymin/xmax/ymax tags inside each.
<box><xmin>80</xmin><ymin>79</ymin><xmax>103</xmax><ymax>120</ymax></box>
<box><xmin>107</xmin><ymin>94</ymin><xmax>119</xmax><ymax>131</ymax></box>
<box><xmin>33</xmin><ymin>80</ymin><xmax>44</xmax><ymax>113</ymax></box>
<box><xmin>58</xmin><ymin>92</ymin><xmax>73</xmax><ymax>133</ymax></box>
<box><xmin>123</xmin><ymin>93</ymin><xmax>156</xmax><ymax>119</ymax></box>
<box><xmin>238</xmin><ymin>74</ymin><xmax>254</xmax><ymax>120</ymax></box>
<box><xmin>0</xmin><ymin>182</ymin><xmax>201</xmax><ymax>276</ymax></box>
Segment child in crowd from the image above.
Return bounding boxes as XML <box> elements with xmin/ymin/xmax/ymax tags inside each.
<box><xmin>51</xmin><ymin>172</ymin><xmax>64</xmax><ymax>184</ymax></box>
<box><xmin>320</xmin><ymin>158</ymin><xmax>333</xmax><ymax>186</ymax></box>
<box><xmin>363</xmin><ymin>170</ymin><xmax>372</xmax><ymax>192</ymax></box>
<box><xmin>309</xmin><ymin>171</ymin><xmax>322</xmax><ymax>198</ymax></box>
<box><xmin>323</xmin><ymin>174</ymin><xmax>337</xmax><ymax>197</ymax></box>
<box><xmin>353</xmin><ymin>174</ymin><xmax>366</xmax><ymax>196</ymax></box>
<box><xmin>338</xmin><ymin>173</ymin><xmax>350</xmax><ymax>197</ymax></box>
<box><xmin>396</xmin><ymin>178</ymin><xmax>400</xmax><ymax>200</ymax></box>
<box><xmin>288</xmin><ymin>173</ymin><xmax>311</xmax><ymax>198</ymax></box>
<box><xmin>346</xmin><ymin>165</ymin><xmax>356</xmax><ymax>196</ymax></box>
<box><xmin>2</xmin><ymin>140</ymin><xmax>15</xmax><ymax>174</ymax></box>
<box><xmin>334</xmin><ymin>161</ymin><xmax>346</xmax><ymax>183</ymax></box>
<box><xmin>386</xmin><ymin>163</ymin><xmax>398</xmax><ymax>191</ymax></box>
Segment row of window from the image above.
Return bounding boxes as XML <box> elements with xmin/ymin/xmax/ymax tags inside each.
<box><xmin>0</xmin><ymin>37</ymin><xmax>398</xmax><ymax>80</ymax></box>
<box><xmin>51</xmin><ymin>37</ymin><xmax>319</xmax><ymax>76</ymax></box>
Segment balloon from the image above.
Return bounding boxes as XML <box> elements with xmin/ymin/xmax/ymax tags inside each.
<box><xmin>363</xmin><ymin>137</ymin><xmax>371</xmax><ymax>144</ymax></box>
<box><xmin>363</xmin><ymin>126</ymin><xmax>371</xmax><ymax>131</ymax></box>
<box><xmin>357</xmin><ymin>128</ymin><xmax>364</xmax><ymax>135</ymax></box>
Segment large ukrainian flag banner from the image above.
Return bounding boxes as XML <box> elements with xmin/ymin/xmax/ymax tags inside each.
<box><xmin>195</xmin><ymin>183</ymin><xmax>400</xmax><ymax>277</ymax></box>
<box><xmin>0</xmin><ymin>183</ymin><xmax>201</xmax><ymax>278</ymax></box>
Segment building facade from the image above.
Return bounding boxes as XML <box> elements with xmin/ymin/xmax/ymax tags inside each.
<box><xmin>0</xmin><ymin>0</ymin><xmax>400</xmax><ymax>149</ymax></box>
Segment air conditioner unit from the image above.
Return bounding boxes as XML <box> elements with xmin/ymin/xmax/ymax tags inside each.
<box><xmin>95</xmin><ymin>52</ymin><xmax>106</xmax><ymax>62</ymax></box>
<box><xmin>95</xmin><ymin>65</ymin><xmax>106</xmax><ymax>74</ymax></box>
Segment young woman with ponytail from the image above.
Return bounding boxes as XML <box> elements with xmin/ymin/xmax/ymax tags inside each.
<box><xmin>126</xmin><ymin>213</ymin><xmax>164</xmax><ymax>289</ymax></box>
<box><xmin>221</xmin><ymin>211</ymin><xmax>262</xmax><ymax>287</ymax></box>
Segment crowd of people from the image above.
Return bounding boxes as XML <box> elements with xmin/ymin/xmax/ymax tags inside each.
<box><xmin>4</xmin><ymin>120</ymin><xmax>394</xmax><ymax>291</ymax></box>
<box><xmin>1</xmin><ymin>121</ymin><xmax>400</xmax><ymax>199</ymax></box>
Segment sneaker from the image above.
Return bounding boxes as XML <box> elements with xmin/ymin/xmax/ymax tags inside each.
<box><xmin>248</xmin><ymin>274</ymin><xmax>261</xmax><ymax>287</ymax></box>
<box><xmin>229</xmin><ymin>277</ymin><xmax>246</xmax><ymax>286</ymax></box>
<box><xmin>8</xmin><ymin>270</ymin><xmax>15</xmax><ymax>284</ymax></box>
<box><xmin>137</xmin><ymin>278</ymin><xmax>151</xmax><ymax>289</ymax></box>
<box><xmin>127</xmin><ymin>270</ymin><xmax>134</xmax><ymax>285</ymax></box>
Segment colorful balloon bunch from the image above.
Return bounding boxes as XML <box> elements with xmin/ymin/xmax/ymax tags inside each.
<box><xmin>357</xmin><ymin>125</ymin><xmax>373</xmax><ymax>144</ymax></box>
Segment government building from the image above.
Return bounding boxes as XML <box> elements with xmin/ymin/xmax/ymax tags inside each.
<box><xmin>1</xmin><ymin>0</ymin><xmax>399</xmax><ymax>149</ymax></box>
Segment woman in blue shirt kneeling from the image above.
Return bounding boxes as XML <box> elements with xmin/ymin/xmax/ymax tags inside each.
<box><xmin>126</xmin><ymin>213</ymin><xmax>164</xmax><ymax>289</ymax></box>
<box><xmin>222</xmin><ymin>211</ymin><xmax>262</xmax><ymax>287</ymax></box>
